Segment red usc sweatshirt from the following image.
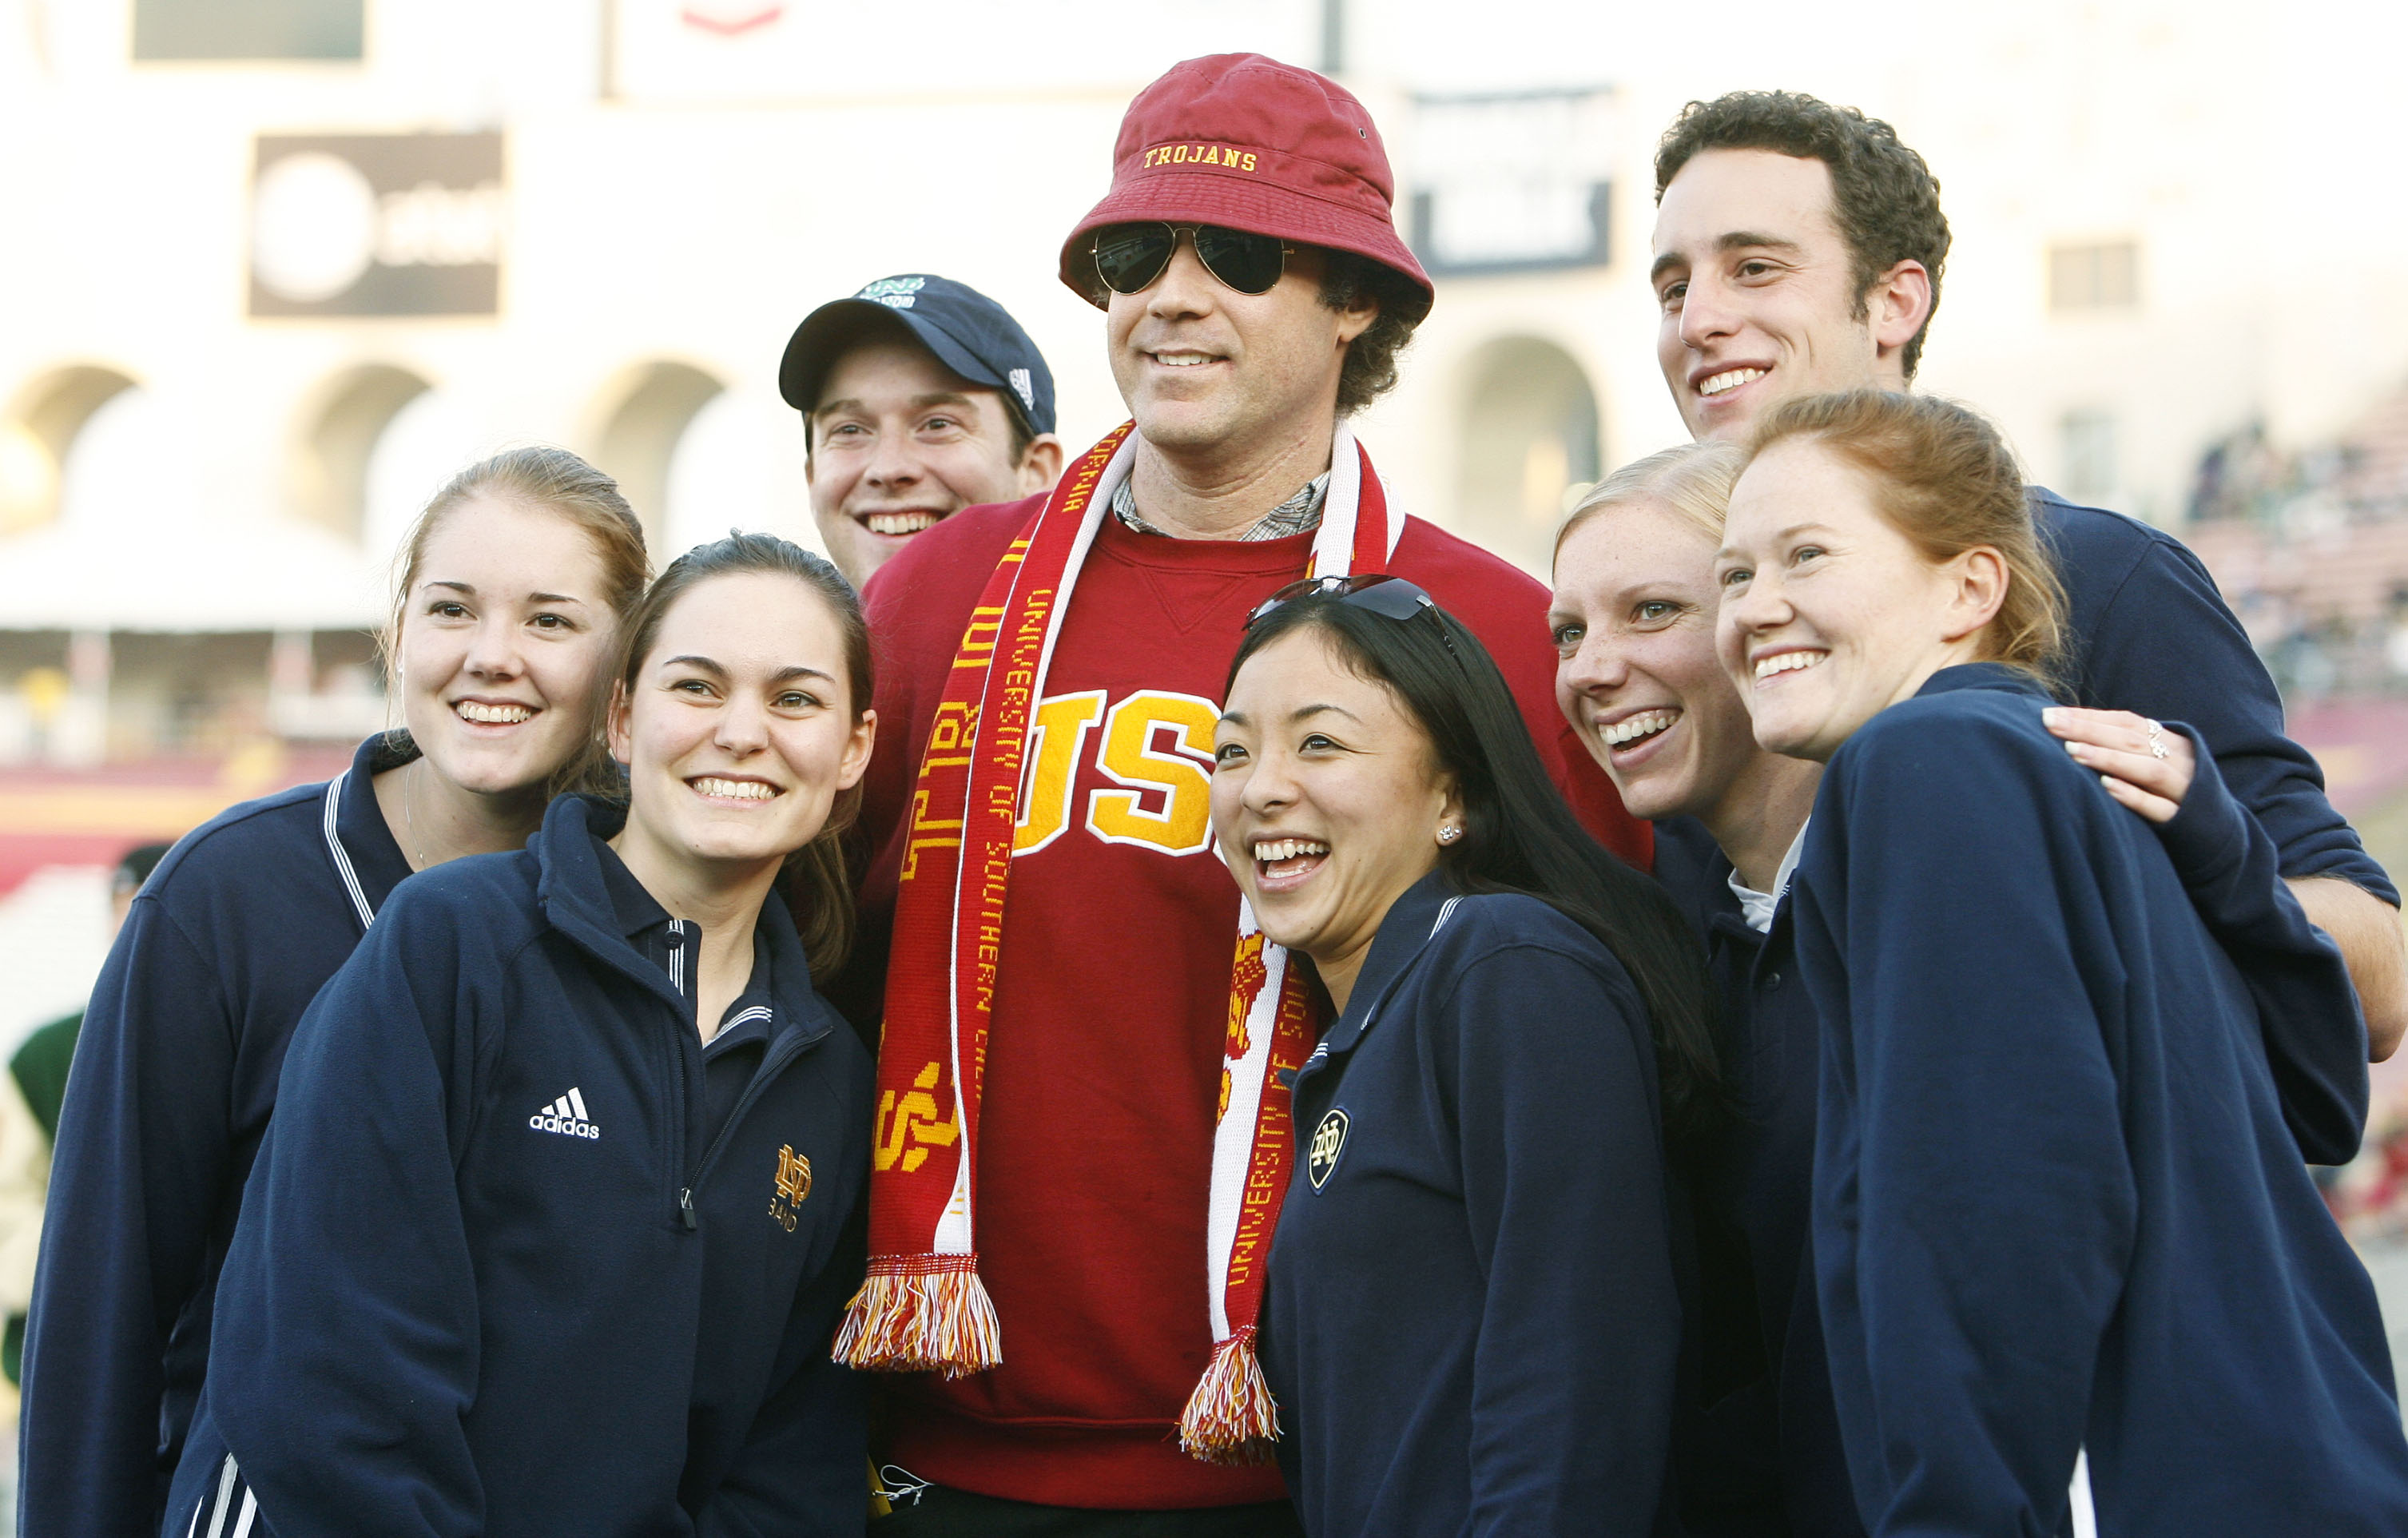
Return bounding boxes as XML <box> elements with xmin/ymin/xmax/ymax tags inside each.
<box><xmin>852</xmin><ymin>494</ymin><xmax>1648</xmax><ymax>1508</ymax></box>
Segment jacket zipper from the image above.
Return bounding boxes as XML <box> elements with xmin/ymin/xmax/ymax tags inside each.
<box><xmin>662</xmin><ymin>918</ymin><xmax>832</xmax><ymax>1229</ymax></box>
<box><xmin>689</xmin><ymin>1026</ymin><xmax>823</xmax><ymax>1201</ymax></box>
<box><xmin>666</xmin><ymin>919</ymin><xmax>696</xmax><ymax>1232</ymax></box>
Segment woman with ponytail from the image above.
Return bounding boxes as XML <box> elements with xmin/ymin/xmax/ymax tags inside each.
<box><xmin>166</xmin><ymin>533</ymin><xmax>879</xmax><ymax>1536</ymax></box>
<box><xmin>1718</xmin><ymin>391</ymin><xmax>2408</xmax><ymax>1535</ymax></box>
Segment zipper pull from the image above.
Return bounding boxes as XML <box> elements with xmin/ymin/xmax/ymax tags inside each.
<box><xmin>679</xmin><ymin>1188</ymin><xmax>697</xmax><ymax>1230</ymax></box>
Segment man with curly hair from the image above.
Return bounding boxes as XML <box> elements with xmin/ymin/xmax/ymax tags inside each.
<box><xmin>1643</xmin><ymin>89</ymin><xmax>2408</xmax><ymax>1538</ymax></box>
<box><xmin>836</xmin><ymin>54</ymin><xmax>1648</xmax><ymax>1534</ymax></box>
<box><xmin>1650</xmin><ymin>91</ymin><xmax>1953</xmax><ymax>436</ymax></box>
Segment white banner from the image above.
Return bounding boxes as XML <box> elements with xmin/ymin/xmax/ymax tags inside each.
<box><xmin>610</xmin><ymin>0</ymin><xmax>1318</xmax><ymax>103</ymax></box>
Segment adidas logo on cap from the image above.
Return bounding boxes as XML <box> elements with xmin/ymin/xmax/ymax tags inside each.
<box><xmin>530</xmin><ymin>1087</ymin><xmax>601</xmax><ymax>1140</ymax></box>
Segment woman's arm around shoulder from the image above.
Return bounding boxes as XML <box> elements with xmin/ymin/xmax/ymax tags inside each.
<box><xmin>2149</xmin><ymin>723</ymin><xmax>2367</xmax><ymax>1163</ymax></box>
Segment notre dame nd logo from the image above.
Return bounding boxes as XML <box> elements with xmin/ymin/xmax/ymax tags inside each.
<box><xmin>1306</xmin><ymin>1108</ymin><xmax>1349</xmax><ymax>1191</ymax></box>
<box><xmin>769</xmin><ymin>1145</ymin><xmax>812</xmax><ymax>1232</ymax></box>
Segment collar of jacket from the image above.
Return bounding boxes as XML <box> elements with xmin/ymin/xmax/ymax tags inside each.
<box><xmin>1658</xmin><ymin>817</ymin><xmax>1786</xmax><ymax>961</ymax></box>
<box><xmin>1303</xmin><ymin>869</ymin><xmax>1463</xmax><ymax>1073</ymax></box>
<box><xmin>1914</xmin><ymin>660</ymin><xmax>2048</xmax><ymax>701</ymax></box>
<box><xmin>325</xmin><ymin>732</ymin><xmax>419</xmax><ymax>931</ymax></box>
<box><xmin>525</xmin><ymin>794</ymin><xmax>836</xmax><ymax>1051</ymax></box>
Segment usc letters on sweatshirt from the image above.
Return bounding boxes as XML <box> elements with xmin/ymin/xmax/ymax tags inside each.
<box><xmin>849</xmin><ymin>496</ymin><xmax>1646</xmax><ymax>1508</ymax></box>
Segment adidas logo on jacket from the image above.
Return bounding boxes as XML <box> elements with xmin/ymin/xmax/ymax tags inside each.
<box><xmin>530</xmin><ymin>1087</ymin><xmax>601</xmax><ymax>1139</ymax></box>
<box><xmin>163</xmin><ymin>794</ymin><xmax>876</xmax><ymax>1535</ymax></box>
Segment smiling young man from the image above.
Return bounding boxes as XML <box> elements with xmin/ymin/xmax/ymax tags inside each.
<box><xmin>1648</xmin><ymin>92</ymin><xmax>2402</xmax><ymax>1042</ymax></box>
<box><xmin>836</xmin><ymin>54</ymin><xmax>1646</xmax><ymax>1536</ymax></box>
<box><xmin>1643</xmin><ymin>90</ymin><xmax>2408</xmax><ymax>1538</ymax></box>
<box><xmin>779</xmin><ymin>274</ymin><xmax>1064</xmax><ymax>587</ymax></box>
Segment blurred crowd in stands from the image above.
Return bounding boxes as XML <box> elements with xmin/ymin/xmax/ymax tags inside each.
<box><xmin>2185</xmin><ymin>388</ymin><xmax>2408</xmax><ymax>702</ymax></box>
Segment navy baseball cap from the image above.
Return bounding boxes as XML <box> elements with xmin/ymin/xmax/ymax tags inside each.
<box><xmin>778</xmin><ymin>273</ymin><xmax>1056</xmax><ymax>439</ymax></box>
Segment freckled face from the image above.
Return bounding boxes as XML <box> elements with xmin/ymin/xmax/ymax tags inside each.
<box><xmin>1551</xmin><ymin>500</ymin><xmax>1763</xmax><ymax>821</ymax></box>
<box><xmin>1715</xmin><ymin>439</ymin><xmax>1971</xmax><ymax>762</ymax></box>
<box><xmin>1211</xmin><ymin>628</ymin><xmax>1456</xmax><ymax>976</ymax></box>
<box><xmin>607</xmin><ymin>571</ymin><xmax>876</xmax><ymax>880</ymax></box>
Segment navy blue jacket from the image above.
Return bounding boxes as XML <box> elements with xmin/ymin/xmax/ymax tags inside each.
<box><xmin>1259</xmin><ymin>875</ymin><xmax>1681</xmax><ymax>1537</ymax></box>
<box><xmin>1660</xmin><ymin>852</ymin><xmax>1856</xmax><ymax>1538</ymax></box>
<box><xmin>165</xmin><ymin>794</ymin><xmax>874</xmax><ymax>1536</ymax></box>
<box><xmin>22</xmin><ymin>734</ymin><xmax>414</xmax><ymax>1538</ymax></box>
<box><xmin>1664</xmin><ymin>703</ymin><xmax>2375</xmax><ymax>1538</ymax></box>
<box><xmin>1798</xmin><ymin>665</ymin><xmax>2408</xmax><ymax>1536</ymax></box>
<box><xmin>1665</xmin><ymin>492</ymin><xmax>2390</xmax><ymax>1537</ymax></box>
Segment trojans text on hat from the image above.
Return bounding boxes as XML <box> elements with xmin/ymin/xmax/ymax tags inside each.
<box><xmin>1141</xmin><ymin>144</ymin><xmax>1260</xmax><ymax>172</ymax></box>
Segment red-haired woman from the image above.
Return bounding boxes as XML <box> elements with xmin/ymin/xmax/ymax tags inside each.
<box><xmin>1715</xmin><ymin>390</ymin><xmax>2408</xmax><ymax>1536</ymax></box>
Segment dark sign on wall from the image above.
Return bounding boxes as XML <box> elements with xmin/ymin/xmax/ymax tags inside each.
<box><xmin>1408</xmin><ymin>90</ymin><xmax>1617</xmax><ymax>278</ymax></box>
<box><xmin>248</xmin><ymin>133</ymin><xmax>506</xmax><ymax>317</ymax></box>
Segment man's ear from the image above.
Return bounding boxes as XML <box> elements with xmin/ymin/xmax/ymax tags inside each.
<box><xmin>1016</xmin><ymin>434</ymin><xmax>1066</xmax><ymax>495</ymax></box>
<box><xmin>1333</xmin><ymin>291</ymin><xmax>1378</xmax><ymax>348</ymax></box>
<box><xmin>1867</xmin><ymin>260</ymin><xmax>1933</xmax><ymax>374</ymax></box>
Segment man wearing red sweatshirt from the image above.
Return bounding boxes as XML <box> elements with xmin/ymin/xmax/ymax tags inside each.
<box><xmin>843</xmin><ymin>54</ymin><xmax>1646</xmax><ymax>1536</ymax></box>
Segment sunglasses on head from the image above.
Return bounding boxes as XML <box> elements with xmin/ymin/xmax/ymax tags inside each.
<box><xmin>1091</xmin><ymin>222</ymin><xmax>1293</xmax><ymax>298</ymax></box>
<box><xmin>1243</xmin><ymin>574</ymin><xmax>1462</xmax><ymax>661</ymax></box>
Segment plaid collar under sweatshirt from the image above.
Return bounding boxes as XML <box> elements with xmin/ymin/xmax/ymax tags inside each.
<box><xmin>1110</xmin><ymin>471</ymin><xmax>1329</xmax><ymax>541</ymax></box>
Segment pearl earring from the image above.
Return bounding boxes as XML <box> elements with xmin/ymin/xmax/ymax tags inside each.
<box><xmin>1438</xmin><ymin>825</ymin><xmax>1460</xmax><ymax>845</ymax></box>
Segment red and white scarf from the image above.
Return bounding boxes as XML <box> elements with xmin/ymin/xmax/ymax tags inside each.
<box><xmin>834</xmin><ymin>419</ymin><xmax>1401</xmax><ymax>1464</ymax></box>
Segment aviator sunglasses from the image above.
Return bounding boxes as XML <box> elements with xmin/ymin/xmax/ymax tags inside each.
<box><xmin>1243</xmin><ymin>574</ymin><xmax>1463</xmax><ymax>662</ymax></box>
<box><xmin>1091</xmin><ymin>222</ymin><xmax>1295</xmax><ymax>298</ymax></box>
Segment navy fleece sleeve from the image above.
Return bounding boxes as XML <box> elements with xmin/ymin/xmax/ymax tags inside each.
<box><xmin>2154</xmin><ymin>722</ymin><xmax>2368</xmax><ymax>1164</ymax></box>
<box><xmin>2047</xmin><ymin>495</ymin><xmax>2395</xmax><ymax>903</ymax></box>
<box><xmin>204</xmin><ymin>892</ymin><xmax>486</xmax><ymax>1537</ymax></box>
<box><xmin>19</xmin><ymin>898</ymin><xmax>236</xmax><ymax>1538</ymax></box>
<box><xmin>1804</xmin><ymin>713</ymin><xmax>2138</xmax><ymax>1536</ymax></box>
<box><xmin>697</xmin><ymin>1211</ymin><xmax>869</xmax><ymax>1538</ymax></box>
<box><xmin>1450</xmin><ymin>944</ymin><xmax>1679</xmax><ymax>1536</ymax></box>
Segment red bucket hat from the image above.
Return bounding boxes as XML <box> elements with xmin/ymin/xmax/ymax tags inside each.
<box><xmin>1059</xmin><ymin>54</ymin><xmax>1433</xmax><ymax>323</ymax></box>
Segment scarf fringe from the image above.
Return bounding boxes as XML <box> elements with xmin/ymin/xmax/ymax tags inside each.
<box><xmin>1176</xmin><ymin>1325</ymin><xmax>1279</xmax><ymax>1465</ymax></box>
<box><xmin>833</xmin><ymin>1254</ymin><xmax>1001</xmax><ymax>1378</ymax></box>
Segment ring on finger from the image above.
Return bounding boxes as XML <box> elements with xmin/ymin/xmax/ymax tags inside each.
<box><xmin>2145</xmin><ymin>720</ymin><xmax>2168</xmax><ymax>761</ymax></box>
